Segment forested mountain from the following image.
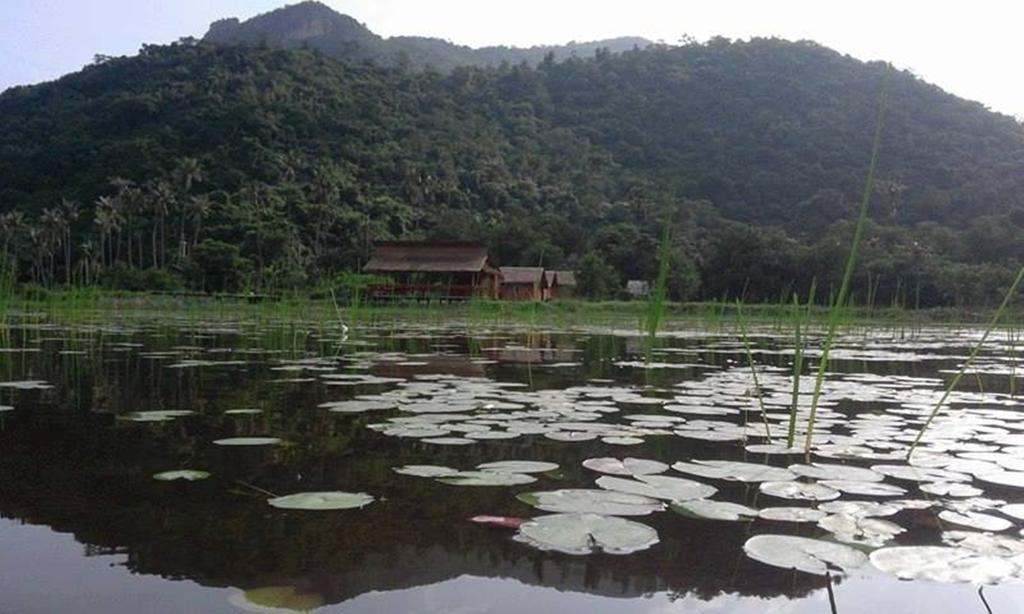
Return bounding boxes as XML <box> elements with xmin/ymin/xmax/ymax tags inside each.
<box><xmin>1</xmin><ymin>4</ymin><xmax>1023</xmax><ymax>305</ymax></box>
<box><xmin>203</xmin><ymin>1</ymin><xmax>652</xmax><ymax>71</ymax></box>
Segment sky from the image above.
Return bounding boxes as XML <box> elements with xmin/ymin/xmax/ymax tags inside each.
<box><xmin>2</xmin><ymin>0</ymin><xmax>1022</xmax><ymax>119</ymax></box>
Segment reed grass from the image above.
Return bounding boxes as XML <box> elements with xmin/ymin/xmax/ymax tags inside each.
<box><xmin>803</xmin><ymin>66</ymin><xmax>891</xmax><ymax>459</ymax></box>
<box><xmin>787</xmin><ymin>280</ymin><xmax>816</xmax><ymax>447</ymax></box>
<box><xmin>907</xmin><ymin>264</ymin><xmax>1024</xmax><ymax>458</ymax></box>
<box><xmin>644</xmin><ymin>217</ymin><xmax>673</xmax><ymax>350</ymax></box>
<box><xmin>736</xmin><ymin>300</ymin><xmax>773</xmax><ymax>442</ymax></box>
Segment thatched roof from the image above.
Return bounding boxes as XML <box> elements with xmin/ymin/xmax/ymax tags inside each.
<box><xmin>546</xmin><ymin>270</ymin><xmax>577</xmax><ymax>287</ymax></box>
<box><xmin>500</xmin><ymin>267</ymin><xmax>547</xmax><ymax>286</ymax></box>
<box><xmin>365</xmin><ymin>241</ymin><xmax>498</xmax><ymax>274</ymax></box>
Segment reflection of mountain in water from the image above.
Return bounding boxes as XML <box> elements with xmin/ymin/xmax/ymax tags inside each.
<box><xmin>1</xmin><ymin>414</ymin><xmax>825</xmax><ymax>610</ymax></box>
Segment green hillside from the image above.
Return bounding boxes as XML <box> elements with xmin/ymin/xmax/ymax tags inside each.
<box><xmin>1</xmin><ymin>12</ymin><xmax>1023</xmax><ymax>305</ymax></box>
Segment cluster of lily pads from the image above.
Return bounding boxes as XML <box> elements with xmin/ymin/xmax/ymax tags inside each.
<box><xmin>392</xmin><ymin>448</ymin><xmax>1024</xmax><ymax>583</ymax></box>
<box><xmin>45</xmin><ymin>322</ymin><xmax>1024</xmax><ymax>586</ymax></box>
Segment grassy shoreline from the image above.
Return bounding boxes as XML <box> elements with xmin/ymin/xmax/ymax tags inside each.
<box><xmin>2</xmin><ymin>288</ymin><xmax>1019</xmax><ymax>329</ymax></box>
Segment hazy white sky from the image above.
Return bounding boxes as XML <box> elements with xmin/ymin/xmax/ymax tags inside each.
<box><xmin>2</xmin><ymin>0</ymin><xmax>1022</xmax><ymax>119</ymax></box>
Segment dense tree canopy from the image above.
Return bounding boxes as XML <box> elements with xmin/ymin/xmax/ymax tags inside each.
<box><xmin>1</xmin><ymin>35</ymin><xmax>1022</xmax><ymax>305</ymax></box>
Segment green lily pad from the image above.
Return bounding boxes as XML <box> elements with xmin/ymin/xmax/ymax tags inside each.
<box><xmin>392</xmin><ymin>464</ymin><xmax>459</xmax><ymax>478</ymax></box>
<box><xmin>228</xmin><ymin>585</ymin><xmax>325</xmax><ymax>612</ymax></box>
<box><xmin>119</xmin><ymin>410</ymin><xmax>195</xmax><ymax>422</ymax></box>
<box><xmin>476</xmin><ymin>460</ymin><xmax>559</xmax><ymax>474</ymax></box>
<box><xmin>870</xmin><ymin>546</ymin><xmax>1020</xmax><ymax>584</ymax></box>
<box><xmin>153</xmin><ymin>470</ymin><xmax>210</xmax><ymax>481</ymax></box>
<box><xmin>938</xmin><ymin>510</ymin><xmax>1013</xmax><ymax>532</ymax></box>
<box><xmin>596</xmin><ymin>475</ymin><xmax>716</xmax><ymax>502</ymax></box>
<box><xmin>437</xmin><ymin>471</ymin><xmax>537</xmax><ymax>486</ymax></box>
<box><xmin>267</xmin><ymin>491</ymin><xmax>374</xmax><ymax>510</ymax></box>
<box><xmin>818</xmin><ymin>513</ymin><xmax>905</xmax><ymax>547</ymax></box>
<box><xmin>517</xmin><ymin>489</ymin><xmax>664</xmax><ymax>516</ymax></box>
<box><xmin>514</xmin><ymin>513</ymin><xmax>659</xmax><ymax>555</ymax></box>
<box><xmin>582</xmin><ymin>457</ymin><xmax>669</xmax><ymax>476</ymax></box>
<box><xmin>670</xmin><ymin>499</ymin><xmax>758</xmax><ymax>521</ymax></box>
<box><xmin>819</xmin><ymin>480</ymin><xmax>907</xmax><ymax>496</ymax></box>
<box><xmin>672</xmin><ymin>460</ymin><xmax>796</xmax><ymax>482</ymax></box>
<box><xmin>788</xmin><ymin>463</ymin><xmax>883</xmax><ymax>482</ymax></box>
<box><xmin>213</xmin><ymin>437</ymin><xmax>282</xmax><ymax>446</ymax></box>
<box><xmin>759</xmin><ymin>481</ymin><xmax>840</xmax><ymax>501</ymax></box>
<box><xmin>758</xmin><ymin>507</ymin><xmax>827</xmax><ymax>523</ymax></box>
<box><xmin>744</xmin><ymin>534</ymin><xmax>868</xmax><ymax>575</ymax></box>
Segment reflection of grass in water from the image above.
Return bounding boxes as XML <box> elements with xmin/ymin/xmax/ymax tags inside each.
<box><xmin>804</xmin><ymin>66</ymin><xmax>891</xmax><ymax>459</ymax></box>
<box><xmin>908</xmin><ymin>264</ymin><xmax>1024</xmax><ymax>459</ymax></box>
<box><xmin>736</xmin><ymin>300</ymin><xmax>772</xmax><ymax>443</ymax></box>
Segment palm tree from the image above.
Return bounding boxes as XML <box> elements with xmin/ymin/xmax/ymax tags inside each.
<box><xmin>188</xmin><ymin>194</ymin><xmax>212</xmax><ymax>249</ymax></box>
<box><xmin>174</xmin><ymin>158</ymin><xmax>204</xmax><ymax>258</ymax></box>
<box><xmin>61</xmin><ymin>199</ymin><xmax>79</xmax><ymax>285</ymax></box>
<box><xmin>0</xmin><ymin>211</ymin><xmax>25</xmax><ymax>255</ymax></box>
<box><xmin>40</xmin><ymin>207</ymin><xmax>66</xmax><ymax>285</ymax></box>
<box><xmin>94</xmin><ymin>196</ymin><xmax>123</xmax><ymax>267</ymax></box>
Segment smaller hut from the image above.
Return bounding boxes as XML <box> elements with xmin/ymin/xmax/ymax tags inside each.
<box><xmin>626</xmin><ymin>280</ymin><xmax>651</xmax><ymax>299</ymax></box>
<box><xmin>364</xmin><ymin>241</ymin><xmax>501</xmax><ymax>300</ymax></box>
<box><xmin>544</xmin><ymin>270</ymin><xmax>578</xmax><ymax>300</ymax></box>
<box><xmin>499</xmin><ymin>267</ymin><xmax>547</xmax><ymax>301</ymax></box>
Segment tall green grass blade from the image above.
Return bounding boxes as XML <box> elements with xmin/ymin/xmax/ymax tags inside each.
<box><xmin>736</xmin><ymin>300</ymin><xmax>773</xmax><ymax>443</ymax></box>
<box><xmin>803</xmin><ymin>67</ymin><xmax>891</xmax><ymax>459</ymax></box>
<box><xmin>907</xmin><ymin>264</ymin><xmax>1024</xmax><ymax>458</ymax></box>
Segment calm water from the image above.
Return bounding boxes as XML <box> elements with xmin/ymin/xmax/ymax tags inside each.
<box><xmin>1</xmin><ymin>315</ymin><xmax>1022</xmax><ymax>613</ymax></box>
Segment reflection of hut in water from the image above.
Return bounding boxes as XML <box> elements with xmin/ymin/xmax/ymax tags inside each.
<box><xmin>544</xmin><ymin>270</ymin><xmax>577</xmax><ymax>300</ymax></box>
<box><xmin>365</xmin><ymin>241</ymin><xmax>501</xmax><ymax>300</ymax></box>
<box><xmin>488</xmin><ymin>346</ymin><xmax>580</xmax><ymax>364</ymax></box>
<box><xmin>369</xmin><ymin>354</ymin><xmax>486</xmax><ymax>378</ymax></box>
<box><xmin>499</xmin><ymin>267</ymin><xmax>548</xmax><ymax>301</ymax></box>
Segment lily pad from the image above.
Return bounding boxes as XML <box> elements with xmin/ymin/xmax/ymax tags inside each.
<box><xmin>602</xmin><ymin>436</ymin><xmax>645</xmax><ymax>445</ymax></box>
<box><xmin>976</xmin><ymin>470</ymin><xmax>1024</xmax><ymax>489</ymax></box>
<box><xmin>870</xmin><ymin>546</ymin><xmax>1021</xmax><ymax>584</ymax></box>
<box><xmin>871</xmin><ymin>464</ymin><xmax>971</xmax><ymax>483</ymax></box>
<box><xmin>438</xmin><ymin>471</ymin><xmax>537</xmax><ymax>486</ymax></box>
<box><xmin>818</xmin><ymin>514</ymin><xmax>905</xmax><ymax>547</ymax></box>
<box><xmin>582</xmin><ymin>457</ymin><xmax>669</xmax><ymax>476</ymax></box>
<box><xmin>596</xmin><ymin>475</ymin><xmax>716</xmax><ymax>502</ymax></box>
<box><xmin>422</xmin><ymin>437</ymin><xmax>475</xmax><ymax>445</ymax></box>
<box><xmin>758</xmin><ymin>507</ymin><xmax>827</xmax><ymax>523</ymax></box>
<box><xmin>153</xmin><ymin>469</ymin><xmax>210</xmax><ymax>481</ymax></box>
<box><xmin>759</xmin><ymin>481</ymin><xmax>840</xmax><ymax>501</ymax></box>
<box><xmin>670</xmin><ymin>499</ymin><xmax>758</xmax><ymax>521</ymax></box>
<box><xmin>819</xmin><ymin>480</ymin><xmax>907</xmax><ymax>497</ymax></box>
<box><xmin>920</xmin><ymin>482</ymin><xmax>983</xmax><ymax>497</ymax></box>
<box><xmin>267</xmin><ymin>491</ymin><xmax>374</xmax><ymax>510</ymax></box>
<box><xmin>672</xmin><ymin>460</ymin><xmax>796</xmax><ymax>482</ymax></box>
<box><xmin>817</xmin><ymin>500</ymin><xmax>902</xmax><ymax>517</ymax></box>
<box><xmin>476</xmin><ymin>460</ymin><xmax>559</xmax><ymax>474</ymax></box>
<box><xmin>789</xmin><ymin>463</ymin><xmax>883</xmax><ymax>482</ymax></box>
<box><xmin>392</xmin><ymin>464</ymin><xmax>459</xmax><ymax>478</ymax></box>
<box><xmin>514</xmin><ymin>513</ymin><xmax>659</xmax><ymax>555</ymax></box>
<box><xmin>1000</xmin><ymin>503</ymin><xmax>1024</xmax><ymax>521</ymax></box>
<box><xmin>119</xmin><ymin>410</ymin><xmax>195</xmax><ymax>423</ymax></box>
<box><xmin>213</xmin><ymin>437</ymin><xmax>282</xmax><ymax>446</ymax></box>
<box><xmin>938</xmin><ymin>510</ymin><xmax>1013</xmax><ymax>532</ymax></box>
<box><xmin>744</xmin><ymin>534</ymin><xmax>868</xmax><ymax>575</ymax></box>
<box><xmin>517</xmin><ymin>489</ymin><xmax>664</xmax><ymax>516</ymax></box>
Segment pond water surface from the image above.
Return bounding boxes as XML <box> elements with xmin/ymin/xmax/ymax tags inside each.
<box><xmin>1</xmin><ymin>315</ymin><xmax>1023</xmax><ymax>613</ymax></box>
